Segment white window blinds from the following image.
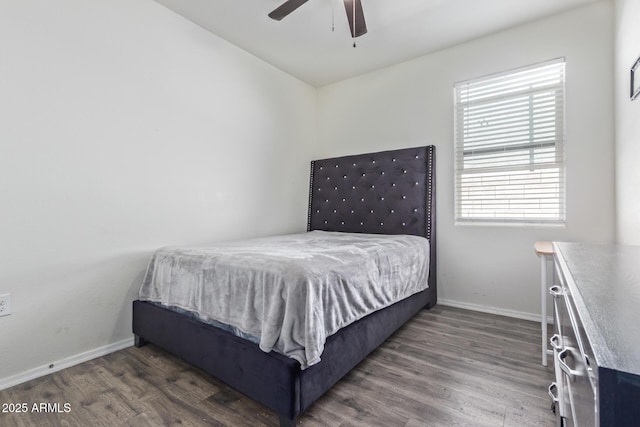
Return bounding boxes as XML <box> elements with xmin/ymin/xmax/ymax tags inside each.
<box><xmin>454</xmin><ymin>58</ymin><xmax>566</xmax><ymax>224</ymax></box>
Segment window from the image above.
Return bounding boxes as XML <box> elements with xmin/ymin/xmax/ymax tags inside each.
<box><xmin>454</xmin><ymin>58</ymin><xmax>565</xmax><ymax>224</ymax></box>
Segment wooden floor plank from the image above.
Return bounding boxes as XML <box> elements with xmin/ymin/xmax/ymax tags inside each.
<box><xmin>0</xmin><ymin>306</ymin><xmax>555</xmax><ymax>426</ymax></box>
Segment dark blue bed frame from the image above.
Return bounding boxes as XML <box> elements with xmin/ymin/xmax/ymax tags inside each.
<box><xmin>132</xmin><ymin>145</ymin><xmax>437</xmax><ymax>426</ymax></box>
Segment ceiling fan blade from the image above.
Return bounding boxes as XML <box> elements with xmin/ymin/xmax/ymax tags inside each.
<box><xmin>343</xmin><ymin>0</ymin><xmax>367</xmax><ymax>38</ymax></box>
<box><xmin>268</xmin><ymin>0</ymin><xmax>309</xmax><ymax>21</ymax></box>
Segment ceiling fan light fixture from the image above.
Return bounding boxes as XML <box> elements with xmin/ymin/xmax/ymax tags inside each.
<box><xmin>268</xmin><ymin>0</ymin><xmax>367</xmax><ymax>41</ymax></box>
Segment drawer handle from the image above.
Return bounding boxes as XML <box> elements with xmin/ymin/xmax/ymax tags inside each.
<box><xmin>558</xmin><ymin>348</ymin><xmax>580</xmax><ymax>381</ymax></box>
<box><xmin>550</xmin><ymin>334</ymin><xmax>562</xmax><ymax>351</ymax></box>
<box><xmin>548</xmin><ymin>382</ymin><xmax>559</xmax><ymax>402</ymax></box>
<box><xmin>547</xmin><ymin>382</ymin><xmax>558</xmax><ymax>414</ymax></box>
<box><xmin>549</xmin><ymin>285</ymin><xmax>562</xmax><ymax>297</ymax></box>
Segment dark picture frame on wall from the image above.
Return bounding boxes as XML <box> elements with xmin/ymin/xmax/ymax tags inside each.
<box><xmin>632</xmin><ymin>55</ymin><xmax>640</xmax><ymax>100</ymax></box>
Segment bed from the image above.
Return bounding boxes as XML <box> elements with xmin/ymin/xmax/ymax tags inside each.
<box><xmin>132</xmin><ymin>145</ymin><xmax>437</xmax><ymax>426</ymax></box>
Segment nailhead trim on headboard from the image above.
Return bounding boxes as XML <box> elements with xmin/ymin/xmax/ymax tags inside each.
<box><xmin>307</xmin><ymin>146</ymin><xmax>434</xmax><ymax>239</ymax></box>
<box><xmin>307</xmin><ymin>161</ymin><xmax>315</xmax><ymax>232</ymax></box>
<box><xmin>426</xmin><ymin>145</ymin><xmax>434</xmax><ymax>242</ymax></box>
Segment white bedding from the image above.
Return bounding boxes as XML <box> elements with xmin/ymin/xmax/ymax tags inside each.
<box><xmin>139</xmin><ymin>230</ymin><xmax>430</xmax><ymax>369</ymax></box>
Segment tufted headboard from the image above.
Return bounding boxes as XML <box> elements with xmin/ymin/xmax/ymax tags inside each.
<box><xmin>307</xmin><ymin>146</ymin><xmax>436</xmax><ymax>302</ymax></box>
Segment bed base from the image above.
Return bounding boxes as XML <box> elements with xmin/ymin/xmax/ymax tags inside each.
<box><xmin>132</xmin><ymin>145</ymin><xmax>436</xmax><ymax>425</ymax></box>
<box><xmin>133</xmin><ymin>288</ymin><xmax>431</xmax><ymax>425</ymax></box>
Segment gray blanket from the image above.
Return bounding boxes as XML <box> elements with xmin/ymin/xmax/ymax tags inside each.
<box><xmin>139</xmin><ymin>231</ymin><xmax>430</xmax><ymax>369</ymax></box>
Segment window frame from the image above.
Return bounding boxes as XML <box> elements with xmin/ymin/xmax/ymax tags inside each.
<box><xmin>453</xmin><ymin>58</ymin><xmax>566</xmax><ymax>226</ymax></box>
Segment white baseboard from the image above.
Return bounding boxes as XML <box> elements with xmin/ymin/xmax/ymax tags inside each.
<box><xmin>0</xmin><ymin>337</ymin><xmax>135</xmax><ymax>391</ymax></box>
<box><xmin>438</xmin><ymin>298</ymin><xmax>553</xmax><ymax>324</ymax></box>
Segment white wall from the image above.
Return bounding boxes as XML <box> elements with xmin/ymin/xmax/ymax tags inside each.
<box><xmin>317</xmin><ymin>2</ymin><xmax>615</xmax><ymax>318</ymax></box>
<box><xmin>0</xmin><ymin>0</ymin><xmax>316</xmax><ymax>382</ymax></box>
<box><xmin>615</xmin><ymin>0</ymin><xmax>640</xmax><ymax>244</ymax></box>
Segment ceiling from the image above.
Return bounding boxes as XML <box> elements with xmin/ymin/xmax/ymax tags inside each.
<box><xmin>153</xmin><ymin>0</ymin><xmax>601</xmax><ymax>87</ymax></box>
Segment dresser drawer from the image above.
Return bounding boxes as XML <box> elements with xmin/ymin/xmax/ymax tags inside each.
<box><xmin>553</xmin><ymin>260</ymin><xmax>598</xmax><ymax>427</ymax></box>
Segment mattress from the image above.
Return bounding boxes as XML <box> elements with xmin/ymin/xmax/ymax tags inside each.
<box><xmin>139</xmin><ymin>230</ymin><xmax>430</xmax><ymax>369</ymax></box>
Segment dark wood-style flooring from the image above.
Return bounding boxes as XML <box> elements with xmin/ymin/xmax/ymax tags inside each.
<box><xmin>0</xmin><ymin>306</ymin><xmax>555</xmax><ymax>426</ymax></box>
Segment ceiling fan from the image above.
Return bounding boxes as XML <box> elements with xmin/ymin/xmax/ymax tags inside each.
<box><xmin>268</xmin><ymin>0</ymin><xmax>367</xmax><ymax>39</ymax></box>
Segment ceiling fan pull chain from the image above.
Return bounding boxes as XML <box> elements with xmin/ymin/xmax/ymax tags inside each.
<box><xmin>332</xmin><ymin>0</ymin><xmax>335</xmax><ymax>31</ymax></box>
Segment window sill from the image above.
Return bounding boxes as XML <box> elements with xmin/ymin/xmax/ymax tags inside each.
<box><xmin>455</xmin><ymin>220</ymin><xmax>566</xmax><ymax>228</ymax></box>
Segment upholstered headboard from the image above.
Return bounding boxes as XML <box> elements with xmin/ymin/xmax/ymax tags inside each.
<box><xmin>308</xmin><ymin>146</ymin><xmax>434</xmax><ymax>239</ymax></box>
<box><xmin>307</xmin><ymin>146</ymin><xmax>436</xmax><ymax>302</ymax></box>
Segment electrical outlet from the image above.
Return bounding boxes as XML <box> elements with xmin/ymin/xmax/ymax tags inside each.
<box><xmin>0</xmin><ymin>294</ymin><xmax>11</xmax><ymax>316</ymax></box>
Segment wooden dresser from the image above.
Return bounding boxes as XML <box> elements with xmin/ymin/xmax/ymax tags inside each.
<box><xmin>550</xmin><ymin>243</ymin><xmax>640</xmax><ymax>426</ymax></box>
